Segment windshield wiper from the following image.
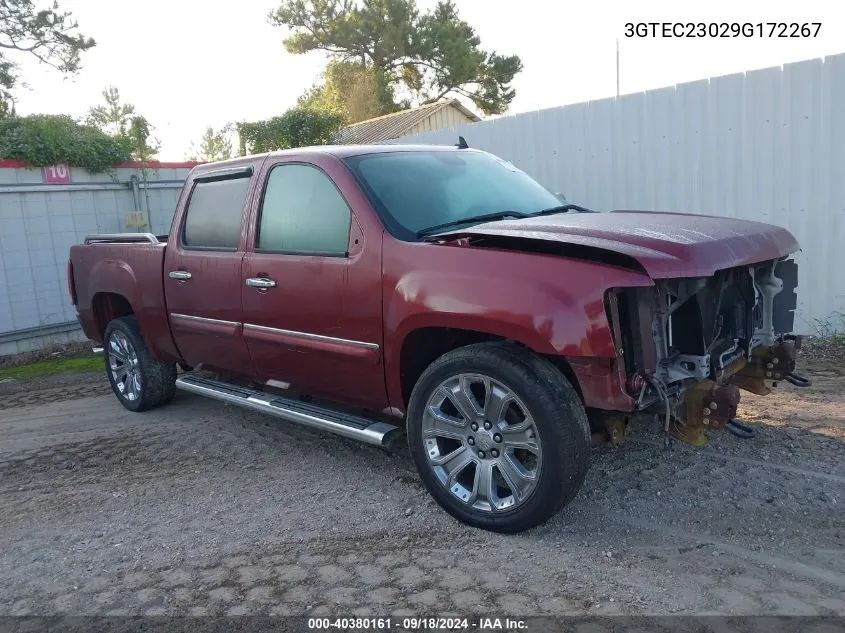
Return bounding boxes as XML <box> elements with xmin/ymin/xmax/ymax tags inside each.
<box><xmin>532</xmin><ymin>203</ymin><xmax>596</xmax><ymax>216</ymax></box>
<box><xmin>416</xmin><ymin>211</ymin><xmax>528</xmax><ymax>238</ymax></box>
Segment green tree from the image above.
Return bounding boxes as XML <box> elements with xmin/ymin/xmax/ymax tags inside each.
<box><xmin>86</xmin><ymin>86</ymin><xmax>135</xmax><ymax>136</ymax></box>
<box><xmin>187</xmin><ymin>126</ymin><xmax>233</xmax><ymax>162</ymax></box>
<box><xmin>236</xmin><ymin>107</ymin><xmax>344</xmax><ymax>155</ymax></box>
<box><xmin>125</xmin><ymin>115</ymin><xmax>159</xmax><ymax>216</ymax></box>
<box><xmin>298</xmin><ymin>59</ymin><xmax>404</xmax><ymax>123</ymax></box>
<box><xmin>86</xmin><ymin>86</ymin><xmax>158</xmax><ymax>161</ymax></box>
<box><xmin>0</xmin><ymin>92</ymin><xmax>14</xmax><ymax>118</ymax></box>
<box><xmin>0</xmin><ymin>0</ymin><xmax>95</xmax><ymax>112</ymax></box>
<box><xmin>270</xmin><ymin>0</ymin><xmax>522</xmax><ymax>115</ymax></box>
<box><xmin>126</xmin><ymin>115</ymin><xmax>158</xmax><ymax>162</ymax></box>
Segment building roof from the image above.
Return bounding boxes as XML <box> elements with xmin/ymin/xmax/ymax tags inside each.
<box><xmin>335</xmin><ymin>98</ymin><xmax>481</xmax><ymax>145</ymax></box>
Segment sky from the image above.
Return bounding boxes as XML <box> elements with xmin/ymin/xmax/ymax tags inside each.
<box><xmin>10</xmin><ymin>0</ymin><xmax>845</xmax><ymax>159</ymax></box>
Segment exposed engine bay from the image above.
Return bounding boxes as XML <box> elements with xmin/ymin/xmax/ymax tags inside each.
<box><xmin>608</xmin><ymin>256</ymin><xmax>808</xmax><ymax>446</ymax></box>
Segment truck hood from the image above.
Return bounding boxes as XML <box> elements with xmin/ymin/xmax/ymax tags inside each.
<box><xmin>435</xmin><ymin>210</ymin><xmax>800</xmax><ymax>279</ymax></box>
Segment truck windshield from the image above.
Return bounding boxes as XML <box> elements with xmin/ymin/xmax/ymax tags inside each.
<box><xmin>343</xmin><ymin>150</ymin><xmax>563</xmax><ymax>241</ymax></box>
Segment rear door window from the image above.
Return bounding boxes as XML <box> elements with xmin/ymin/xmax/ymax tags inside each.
<box><xmin>183</xmin><ymin>176</ymin><xmax>252</xmax><ymax>249</ymax></box>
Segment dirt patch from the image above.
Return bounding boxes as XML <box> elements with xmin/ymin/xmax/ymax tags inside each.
<box><xmin>0</xmin><ymin>358</ymin><xmax>843</xmax><ymax>616</ymax></box>
<box><xmin>0</xmin><ymin>371</ymin><xmax>110</xmax><ymax>408</ymax></box>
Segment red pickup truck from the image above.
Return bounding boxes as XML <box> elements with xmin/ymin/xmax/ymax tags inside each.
<box><xmin>68</xmin><ymin>143</ymin><xmax>805</xmax><ymax>533</ymax></box>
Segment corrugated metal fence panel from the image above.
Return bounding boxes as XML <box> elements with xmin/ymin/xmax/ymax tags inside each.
<box><xmin>0</xmin><ymin>166</ymin><xmax>191</xmax><ymax>337</ymax></box>
<box><xmin>392</xmin><ymin>53</ymin><xmax>845</xmax><ymax>333</ymax></box>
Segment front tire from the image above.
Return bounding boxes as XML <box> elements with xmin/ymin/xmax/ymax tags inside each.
<box><xmin>104</xmin><ymin>316</ymin><xmax>176</xmax><ymax>412</ymax></box>
<box><xmin>407</xmin><ymin>342</ymin><xmax>590</xmax><ymax>533</ymax></box>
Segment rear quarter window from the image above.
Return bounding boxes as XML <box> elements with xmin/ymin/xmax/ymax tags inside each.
<box><xmin>183</xmin><ymin>176</ymin><xmax>252</xmax><ymax>249</ymax></box>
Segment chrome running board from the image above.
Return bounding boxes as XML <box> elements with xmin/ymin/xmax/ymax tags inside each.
<box><xmin>175</xmin><ymin>375</ymin><xmax>403</xmax><ymax>448</ymax></box>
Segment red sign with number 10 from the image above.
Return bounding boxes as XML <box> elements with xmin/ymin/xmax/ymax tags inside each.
<box><xmin>43</xmin><ymin>164</ymin><xmax>71</xmax><ymax>184</ymax></box>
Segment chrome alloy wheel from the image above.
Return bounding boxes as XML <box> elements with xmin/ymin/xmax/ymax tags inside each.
<box><xmin>108</xmin><ymin>330</ymin><xmax>142</xmax><ymax>402</ymax></box>
<box><xmin>422</xmin><ymin>373</ymin><xmax>542</xmax><ymax>513</ymax></box>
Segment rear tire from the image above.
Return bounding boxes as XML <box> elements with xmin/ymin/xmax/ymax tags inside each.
<box><xmin>407</xmin><ymin>342</ymin><xmax>591</xmax><ymax>533</ymax></box>
<box><xmin>104</xmin><ymin>316</ymin><xmax>176</xmax><ymax>412</ymax></box>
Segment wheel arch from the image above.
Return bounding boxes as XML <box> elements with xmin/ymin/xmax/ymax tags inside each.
<box><xmin>393</xmin><ymin>326</ymin><xmax>585</xmax><ymax>412</ymax></box>
<box><xmin>84</xmin><ymin>257</ymin><xmax>142</xmax><ymax>340</ymax></box>
<box><xmin>92</xmin><ymin>292</ymin><xmax>134</xmax><ymax>339</ymax></box>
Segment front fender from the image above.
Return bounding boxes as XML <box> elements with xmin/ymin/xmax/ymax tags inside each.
<box><xmin>382</xmin><ymin>242</ymin><xmax>654</xmax><ymax>410</ymax></box>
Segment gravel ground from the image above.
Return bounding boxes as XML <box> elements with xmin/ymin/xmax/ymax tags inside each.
<box><xmin>0</xmin><ymin>357</ymin><xmax>843</xmax><ymax>617</ymax></box>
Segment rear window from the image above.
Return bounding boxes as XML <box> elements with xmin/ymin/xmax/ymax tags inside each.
<box><xmin>183</xmin><ymin>176</ymin><xmax>251</xmax><ymax>249</ymax></box>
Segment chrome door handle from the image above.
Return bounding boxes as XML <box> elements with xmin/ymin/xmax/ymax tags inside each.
<box><xmin>245</xmin><ymin>277</ymin><xmax>277</xmax><ymax>289</ymax></box>
<box><xmin>169</xmin><ymin>271</ymin><xmax>192</xmax><ymax>280</ymax></box>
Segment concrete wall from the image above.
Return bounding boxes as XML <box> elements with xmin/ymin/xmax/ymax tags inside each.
<box><xmin>392</xmin><ymin>53</ymin><xmax>845</xmax><ymax>334</ymax></box>
<box><xmin>0</xmin><ymin>161</ymin><xmax>196</xmax><ymax>355</ymax></box>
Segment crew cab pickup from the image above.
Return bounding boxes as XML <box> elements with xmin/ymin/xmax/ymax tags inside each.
<box><xmin>68</xmin><ymin>144</ymin><xmax>806</xmax><ymax>533</ymax></box>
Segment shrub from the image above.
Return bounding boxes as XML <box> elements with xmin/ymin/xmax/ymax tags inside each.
<box><xmin>0</xmin><ymin>114</ymin><xmax>133</xmax><ymax>173</ymax></box>
<box><xmin>236</xmin><ymin>107</ymin><xmax>344</xmax><ymax>155</ymax></box>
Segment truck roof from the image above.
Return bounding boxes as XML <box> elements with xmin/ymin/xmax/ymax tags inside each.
<box><xmin>190</xmin><ymin>143</ymin><xmax>471</xmax><ymax>175</ymax></box>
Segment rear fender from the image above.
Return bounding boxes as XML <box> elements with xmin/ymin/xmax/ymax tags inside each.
<box><xmin>85</xmin><ymin>259</ymin><xmax>177</xmax><ymax>363</ymax></box>
<box><xmin>88</xmin><ymin>259</ymin><xmax>141</xmax><ymax>311</ymax></box>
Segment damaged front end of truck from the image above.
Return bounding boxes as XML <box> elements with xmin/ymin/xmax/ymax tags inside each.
<box><xmin>430</xmin><ymin>208</ymin><xmax>807</xmax><ymax>447</ymax></box>
<box><xmin>607</xmin><ymin>256</ymin><xmax>809</xmax><ymax>446</ymax></box>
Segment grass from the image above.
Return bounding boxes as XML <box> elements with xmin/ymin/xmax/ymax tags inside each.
<box><xmin>803</xmin><ymin>309</ymin><xmax>845</xmax><ymax>363</ymax></box>
<box><xmin>0</xmin><ymin>355</ymin><xmax>105</xmax><ymax>380</ymax></box>
<box><xmin>813</xmin><ymin>310</ymin><xmax>845</xmax><ymax>345</ymax></box>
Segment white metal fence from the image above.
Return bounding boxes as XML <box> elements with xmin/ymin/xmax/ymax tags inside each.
<box><xmin>394</xmin><ymin>53</ymin><xmax>845</xmax><ymax>334</ymax></box>
<box><xmin>2</xmin><ymin>54</ymin><xmax>843</xmax><ymax>354</ymax></box>
<box><xmin>0</xmin><ymin>164</ymin><xmax>193</xmax><ymax>355</ymax></box>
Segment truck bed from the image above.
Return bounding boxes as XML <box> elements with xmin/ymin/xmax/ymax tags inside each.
<box><xmin>69</xmin><ymin>233</ymin><xmax>178</xmax><ymax>362</ymax></box>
